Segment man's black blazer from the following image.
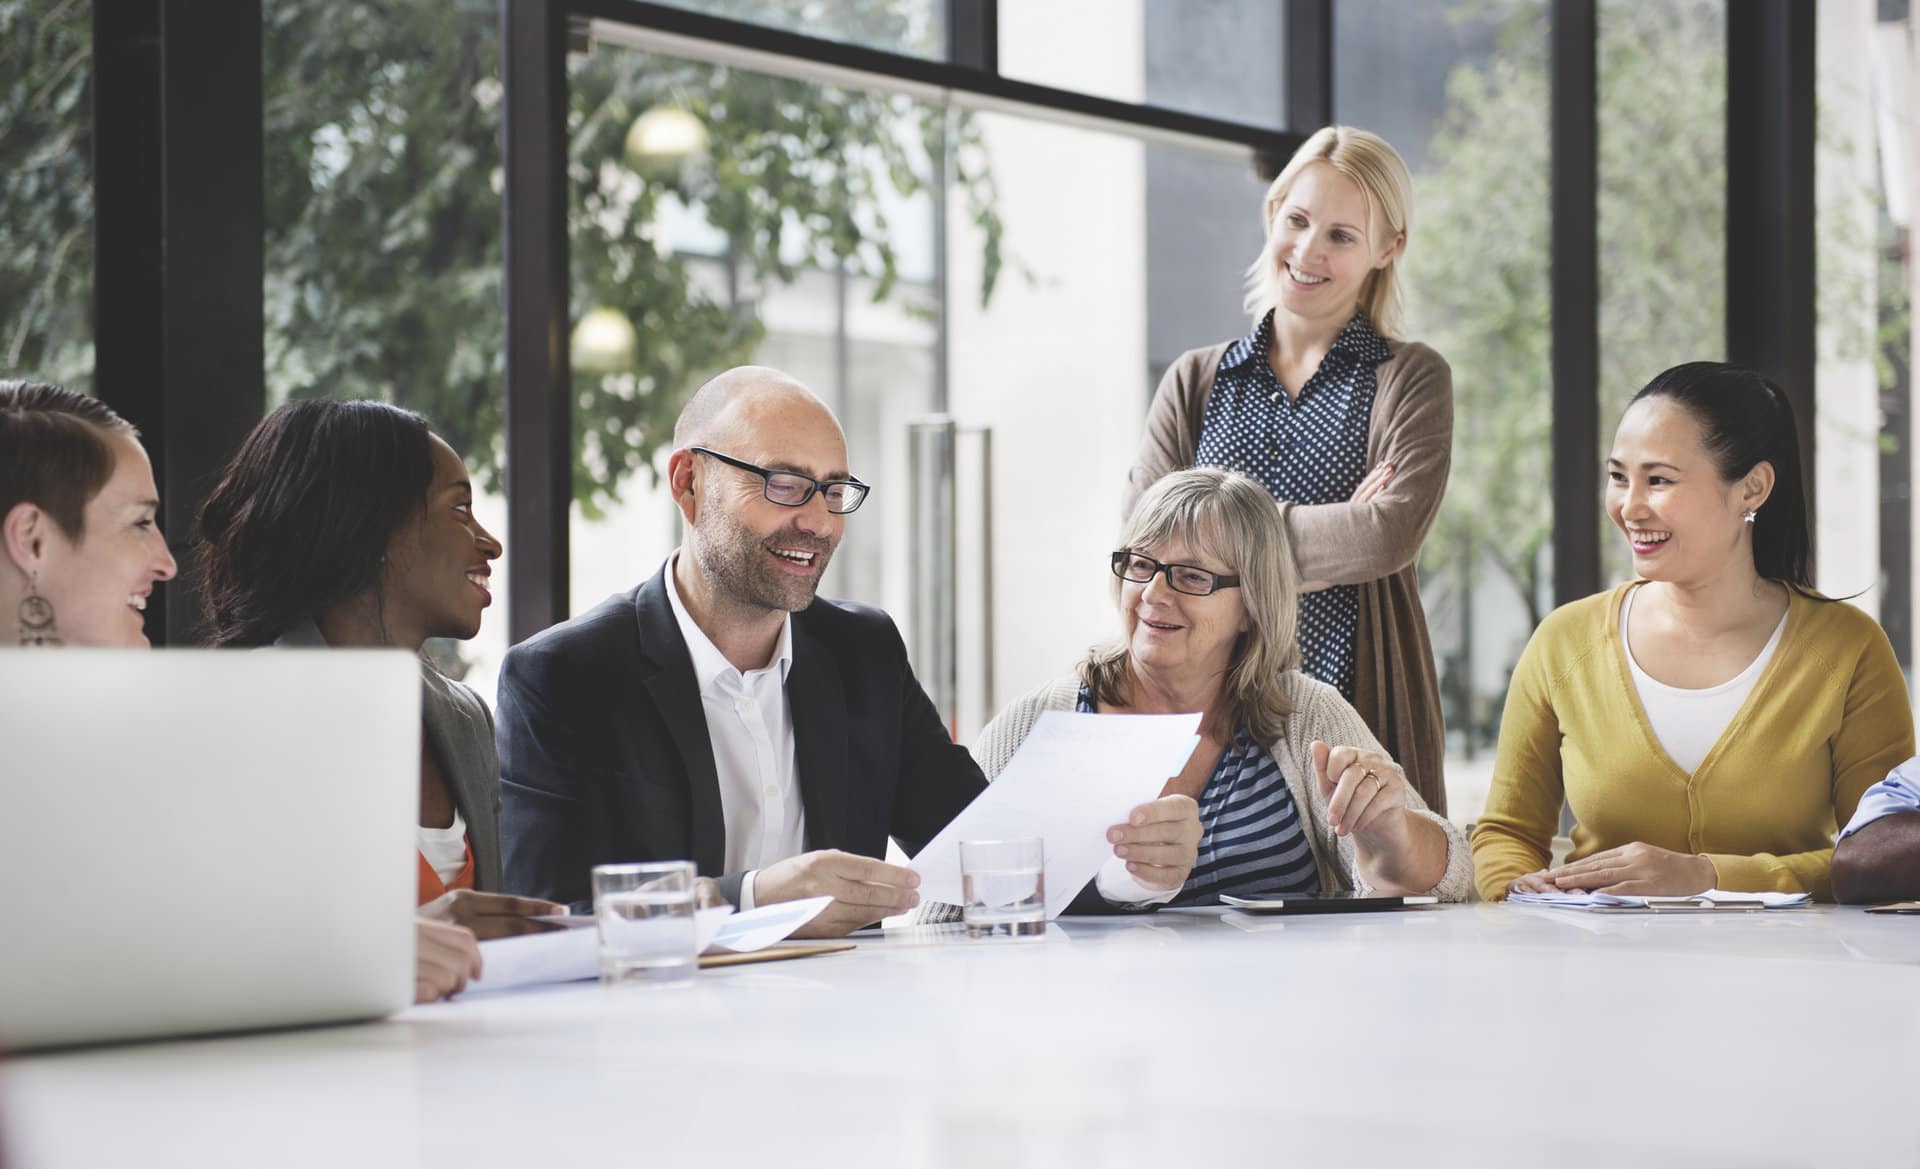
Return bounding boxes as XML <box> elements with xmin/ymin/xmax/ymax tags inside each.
<box><xmin>496</xmin><ymin>564</ymin><xmax>987</xmax><ymax>907</ymax></box>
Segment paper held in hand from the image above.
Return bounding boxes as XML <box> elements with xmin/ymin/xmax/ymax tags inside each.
<box><xmin>908</xmin><ymin>710</ymin><xmax>1202</xmax><ymax>918</ymax></box>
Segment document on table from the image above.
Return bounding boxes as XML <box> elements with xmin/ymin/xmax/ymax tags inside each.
<box><xmin>908</xmin><ymin>710</ymin><xmax>1202</xmax><ymax>918</ymax></box>
<box><xmin>465</xmin><ymin>896</ymin><xmax>834</xmax><ymax>994</ymax></box>
<box><xmin>1507</xmin><ymin>889</ymin><xmax>1812</xmax><ymax>911</ymax></box>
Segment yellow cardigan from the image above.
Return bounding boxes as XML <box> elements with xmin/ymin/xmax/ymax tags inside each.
<box><xmin>1471</xmin><ymin>583</ymin><xmax>1914</xmax><ymax>900</ymax></box>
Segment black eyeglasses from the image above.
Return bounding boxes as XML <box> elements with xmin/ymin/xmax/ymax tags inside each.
<box><xmin>1111</xmin><ymin>550</ymin><xmax>1241</xmax><ymax>596</ymax></box>
<box><xmin>690</xmin><ymin>447</ymin><xmax>870</xmax><ymax>514</ymax></box>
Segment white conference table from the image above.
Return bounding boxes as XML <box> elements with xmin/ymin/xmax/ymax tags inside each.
<box><xmin>7</xmin><ymin>904</ymin><xmax>1918</xmax><ymax>1169</ymax></box>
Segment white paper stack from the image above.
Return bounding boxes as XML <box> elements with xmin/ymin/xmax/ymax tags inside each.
<box><xmin>1507</xmin><ymin>889</ymin><xmax>1812</xmax><ymax>910</ymax></box>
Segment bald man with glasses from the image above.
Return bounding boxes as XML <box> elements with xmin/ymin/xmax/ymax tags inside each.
<box><xmin>495</xmin><ymin>366</ymin><xmax>984</xmax><ymax>937</ymax></box>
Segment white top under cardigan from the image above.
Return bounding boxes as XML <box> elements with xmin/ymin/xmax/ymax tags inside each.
<box><xmin>1620</xmin><ymin>584</ymin><xmax>1789</xmax><ymax>775</ymax></box>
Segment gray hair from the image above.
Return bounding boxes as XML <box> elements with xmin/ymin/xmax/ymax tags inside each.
<box><xmin>1080</xmin><ymin>467</ymin><xmax>1301</xmax><ymax>741</ymax></box>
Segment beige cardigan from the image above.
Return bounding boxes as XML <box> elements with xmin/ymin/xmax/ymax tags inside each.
<box><xmin>972</xmin><ymin>672</ymin><xmax>1473</xmax><ymax>902</ymax></box>
<box><xmin>1123</xmin><ymin>339</ymin><xmax>1454</xmax><ymax>815</ymax></box>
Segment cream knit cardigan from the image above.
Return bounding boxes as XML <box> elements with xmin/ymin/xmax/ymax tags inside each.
<box><xmin>971</xmin><ymin>671</ymin><xmax>1474</xmax><ymax>901</ymax></box>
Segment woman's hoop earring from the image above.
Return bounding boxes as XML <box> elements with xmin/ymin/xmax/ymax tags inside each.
<box><xmin>1742</xmin><ymin>510</ymin><xmax>1758</xmax><ymax>524</ymax></box>
<box><xmin>18</xmin><ymin>574</ymin><xmax>61</xmax><ymax>646</ymax></box>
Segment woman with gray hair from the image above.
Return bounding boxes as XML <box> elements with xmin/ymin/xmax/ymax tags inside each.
<box><xmin>979</xmin><ymin>468</ymin><xmax>1470</xmax><ymax>905</ymax></box>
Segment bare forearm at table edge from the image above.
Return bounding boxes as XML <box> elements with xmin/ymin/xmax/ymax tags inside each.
<box><xmin>1832</xmin><ymin>813</ymin><xmax>1920</xmax><ymax>903</ymax></box>
<box><xmin>1355</xmin><ymin>811</ymin><xmax>1450</xmax><ymax>894</ymax></box>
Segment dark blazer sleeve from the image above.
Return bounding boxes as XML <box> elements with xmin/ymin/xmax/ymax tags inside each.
<box><xmin>497</xmin><ymin>638</ymin><xmax>603</xmax><ymax>907</ymax></box>
<box><xmin>884</xmin><ymin>620</ymin><xmax>987</xmax><ymax>858</ymax></box>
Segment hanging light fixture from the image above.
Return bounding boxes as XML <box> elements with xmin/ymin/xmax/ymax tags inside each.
<box><xmin>570</xmin><ymin>307</ymin><xmax>638</xmax><ymax>374</ymax></box>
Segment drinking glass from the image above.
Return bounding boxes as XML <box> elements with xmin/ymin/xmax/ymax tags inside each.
<box><xmin>959</xmin><ymin>838</ymin><xmax>1046</xmax><ymax>938</ymax></box>
<box><xmin>592</xmin><ymin>861</ymin><xmax>698</xmax><ymax>986</ymax></box>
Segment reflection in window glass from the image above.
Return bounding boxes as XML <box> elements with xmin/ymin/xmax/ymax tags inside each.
<box><xmin>262</xmin><ymin>0</ymin><xmax>509</xmax><ymax>695</ymax></box>
<box><xmin>1596</xmin><ymin>0</ymin><xmax>1726</xmax><ymax>586</ymax></box>
<box><xmin>1001</xmin><ymin>0</ymin><xmax>1288</xmax><ymax>130</ymax></box>
<box><xmin>948</xmin><ymin>114</ymin><xmax>1267</xmax><ymax>734</ymax></box>
<box><xmin>1339</xmin><ymin>0</ymin><xmax>1552</xmax><ymax>822</ymax></box>
<box><xmin>1814</xmin><ymin>0</ymin><xmax>1913</xmax><ymax>667</ymax></box>
<box><xmin>563</xmin><ymin>44</ymin><xmax>963</xmax><ymax>661</ymax></box>
<box><xmin>0</xmin><ymin>0</ymin><xmax>93</xmax><ymax>389</ymax></box>
<box><xmin>641</xmin><ymin>0</ymin><xmax>945</xmax><ymax>58</ymax></box>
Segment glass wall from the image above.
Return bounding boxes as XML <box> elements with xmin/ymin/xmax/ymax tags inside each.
<box><xmin>1337</xmin><ymin>0</ymin><xmax>1553</xmax><ymax>823</ymax></box>
<box><xmin>1000</xmin><ymin>0</ymin><xmax>1289</xmax><ymax>130</ymax></box>
<box><xmin>261</xmin><ymin>0</ymin><xmax>510</xmax><ymax>692</ymax></box>
<box><xmin>641</xmin><ymin>0</ymin><xmax>945</xmax><ymax>57</ymax></box>
<box><xmin>0</xmin><ymin>0</ymin><xmax>94</xmax><ymax>390</ymax></box>
<box><xmin>1815</xmin><ymin>0</ymin><xmax>1914</xmax><ymax>669</ymax></box>
<box><xmin>562</xmin><ymin>13</ymin><xmax>1271</xmax><ymax>742</ymax></box>
<box><xmin>1595</xmin><ymin>0</ymin><xmax>1727</xmax><ymax>587</ymax></box>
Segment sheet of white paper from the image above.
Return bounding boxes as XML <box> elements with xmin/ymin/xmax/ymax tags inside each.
<box><xmin>1507</xmin><ymin>889</ymin><xmax>1811</xmax><ymax>909</ymax></box>
<box><xmin>707</xmin><ymin>896</ymin><xmax>833</xmax><ymax>952</ymax></box>
<box><xmin>464</xmin><ymin>899</ymin><xmax>836</xmax><ymax>994</ymax></box>
<box><xmin>466</xmin><ymin>905</ymin><xmax>734</xmax><ymax>994</ymax></box>
<box><xmin>908</xmin><ymin>710</ymin><xmax>1201</xmax><ymax>918</ymax></box>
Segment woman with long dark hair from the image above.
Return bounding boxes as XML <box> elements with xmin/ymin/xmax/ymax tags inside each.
<box><xmin>1472</xmin><ymin>363</ymin><xmax>1915</xmax><ymax>900</ymax></box>
<box><xmin>199</xmin><ymin>399</ymin><xmax>560</xmax><ymax>938</ymax></box>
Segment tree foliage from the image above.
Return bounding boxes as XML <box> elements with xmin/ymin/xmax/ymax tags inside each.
<box><xmin>4</xmin><ymin>0</ymin><xmax>1001</xmax><ymax>520</ymax></box>
<box><xmin>0</xmin><ymin>0</ymin><xmax>93</xmax><ymax>386</ymax></box>
<box><xmin>1408</xmin><ymin>0</ymin><xmax>1730</xmax><ymax>742</ymax></box>
<box><xmin>260</xmin><ymin>0</ymin><xmax>1000</xmax><ymax>516</ymax></box>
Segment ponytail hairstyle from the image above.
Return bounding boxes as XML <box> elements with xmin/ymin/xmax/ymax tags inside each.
<box><xmin>1628</xmin><ymin>362</ymin><xmax>1821</xmax><ymax>596</ymax></box>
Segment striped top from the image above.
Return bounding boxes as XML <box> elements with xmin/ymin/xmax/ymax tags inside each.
<box><xmin>1076</xmin><ymin>685</ymin><xmax>1317</xmax><ymax>904</ymax></box>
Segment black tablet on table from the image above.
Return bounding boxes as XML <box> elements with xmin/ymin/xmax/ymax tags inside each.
<box><xmin>1220</xmin><ymin>892</ymin><xmax>1439</xmax><ymax>914</ymax></box>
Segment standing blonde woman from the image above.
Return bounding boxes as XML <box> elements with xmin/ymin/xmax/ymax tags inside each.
<box><xmin>1127</xmin><ymin>125</ymin><xmax>1452</xmax><ymax>814</ymax></box>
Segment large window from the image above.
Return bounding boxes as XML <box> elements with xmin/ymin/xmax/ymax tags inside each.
<box><xmin>1338</xmin><ymin>0</ymin><xmax>1552</xmax><ymax>823</ymax></box>
<box><xmin>999</xmin><ymin>0</ymin><xmax>1289</xmax><ymax>130</ymax></box>
<box><xmin>641</xmin><ymin>0</ymin><xmax>945</xmax><ymax>57</ymax></box>
<box><xmin>262</xmin><ymin>0</ymin><xmax>510</xmax><ymax>692</ymax></box>
<box><xmin>1596</xmin><ymin>0</ymin><xmax>1726</xmax><ymax>587</ymax></box>
<box><xmin>560</xmin><ymin>13</ymin><xmax>1272</xmax><ymax>739</ymax></box>
<box><xmin>1815</xmin><ymin>0</ymin><xmax>1914</xmax><ymax>665</ymax></box>
<box><xmin>0</xmin><ymin>0</ymin><xmax>94</xmax><ymax>391</ymax></box>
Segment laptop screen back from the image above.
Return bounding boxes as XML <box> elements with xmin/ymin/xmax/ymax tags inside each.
<box><xmin>0</xmin><ymin>650</ymin><xmax>420</xmax><ymax>1049</ymax></box>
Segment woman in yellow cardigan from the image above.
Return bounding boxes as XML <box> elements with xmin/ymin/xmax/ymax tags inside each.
<box><xmin>1471</xmin><ymin>363</ymin><xmax>1914</xmax><ymax>900</ymax></box>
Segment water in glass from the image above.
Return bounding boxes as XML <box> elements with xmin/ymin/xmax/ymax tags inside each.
<box><xmin>597</xmin><ymin>888</ymin><xmax>697</xmax><ymax>985</ymax></box>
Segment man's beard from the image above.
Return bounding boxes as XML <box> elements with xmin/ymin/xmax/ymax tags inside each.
<box><xmin>692</xmin><ymin>507</ymin><xmax>835</xmax><ymax>613</ymax></box>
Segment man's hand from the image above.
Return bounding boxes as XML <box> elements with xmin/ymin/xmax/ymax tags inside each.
<box><xmin>418</xmin><ymin>889</ymin><xmax>565</xmax><ymax>941</ymax></box>
<box><xmin>1107</xmin><ymin>795</ymin><xmax>1202</xmax><ymax>891</ymax></box>
<box><xmin>752</xmin><ymin>849</ymin><xmax>921</xmax><ymax>938</ymax></box>
<box><xmin>1543</xmin><ymin>842</ymin><xmax>1715</xmax><ymax>896</ymax></box>
<box><xmin>414</xmin><ymin>919</ymin><xmax>481</xmax><ymax>1003</ymax></box>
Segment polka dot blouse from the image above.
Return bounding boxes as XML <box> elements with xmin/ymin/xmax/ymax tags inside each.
<box><xmin>1195</xmin><ymin>311</ymin><xmax>1391</xmax><ymax>698</ymax></box>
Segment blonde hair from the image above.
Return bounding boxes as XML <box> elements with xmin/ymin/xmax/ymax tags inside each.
<box><xmin>1080</xmin><ymin>468</ymin><xmax>1302</xmax><ymax>742</ymax></box>
<box><xmin>1242</xmin><ymin>125</ymin><xmax>1414</xmax><ymax>340</ymax></box>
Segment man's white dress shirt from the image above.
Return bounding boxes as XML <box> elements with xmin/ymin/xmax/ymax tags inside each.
<box><xmin>666</xmin><ymin>555</ymin><xmax>807</xmax><ymax>909</ymax></box>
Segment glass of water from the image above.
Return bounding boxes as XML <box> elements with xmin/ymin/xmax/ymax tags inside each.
<box><xmin>959</xmin><ymin>837</ymin><xmax>1046</xmax><ymax>938</ymax></box>
<box><xmin>592</xmin><ymin>861</ymin><xmax>698</xmax><ymax>987</ymax></box>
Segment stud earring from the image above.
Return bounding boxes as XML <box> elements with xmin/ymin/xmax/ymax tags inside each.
<box><xmin>1742</xmin><ymin>510</ymin><xmax>1758</xmax><ymax>524</ymax></box>
<box><xmin>18</xmin><ymin>574</ymin><xmax>61</xmax><ymax>646</ymax></box>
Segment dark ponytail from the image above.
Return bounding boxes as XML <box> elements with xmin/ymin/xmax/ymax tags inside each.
<box><xmin>1629</xmin><ymin>361</ymin><xmax>1819</xmax><ymax>595</ymax></box>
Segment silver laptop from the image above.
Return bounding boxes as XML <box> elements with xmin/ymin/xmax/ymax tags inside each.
<box><xmin>0</xmin><ymin>649</ymin><xmax>420</xmax><ymax>1049</ymax></box>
